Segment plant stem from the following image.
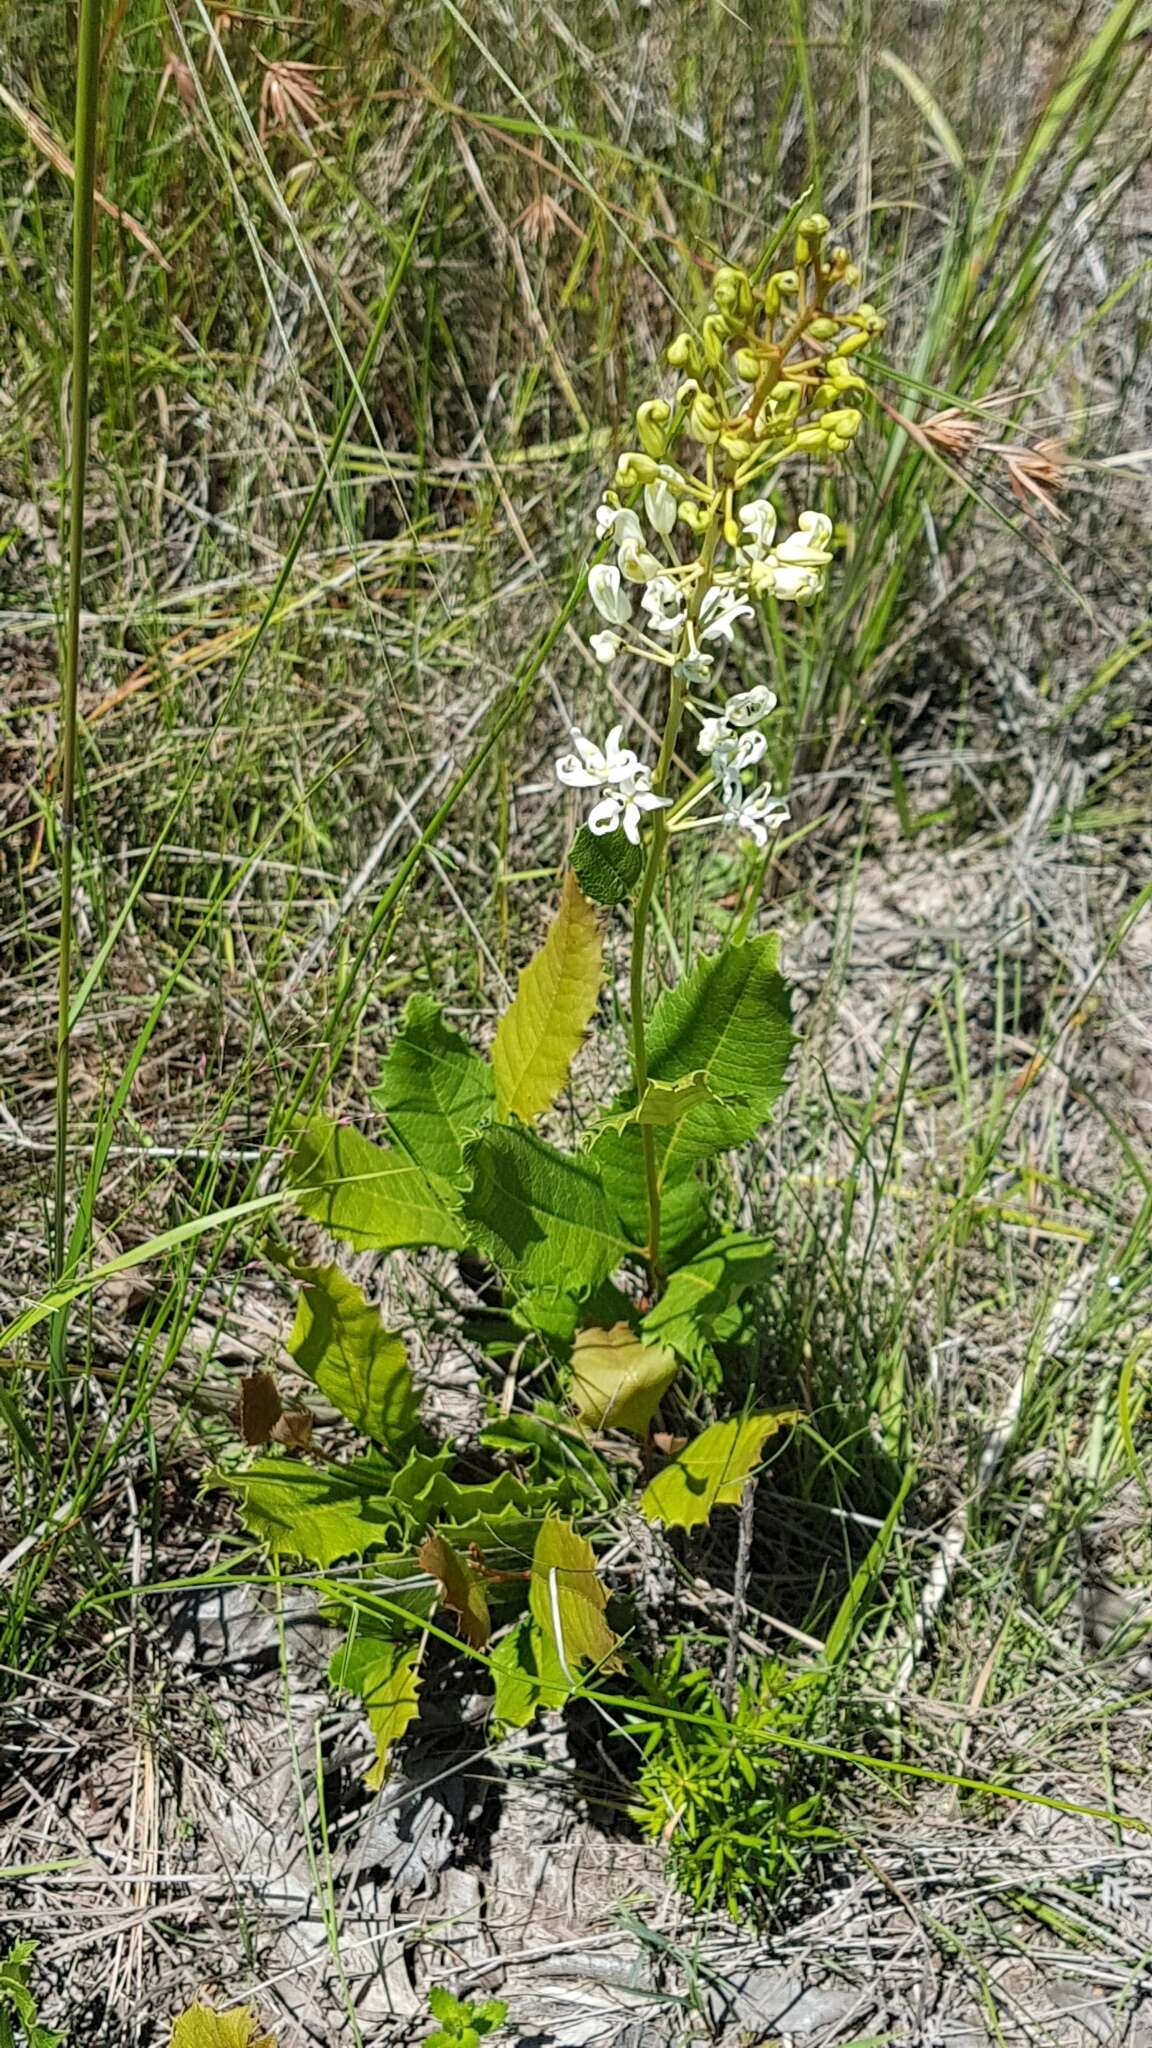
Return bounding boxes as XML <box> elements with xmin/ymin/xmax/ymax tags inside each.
<box><xmin>53</xmin><ymin>0</ymin><xmax>103</xmax><ymax>1310</ymax></box>
<box><xmin>629</xmin><ymin>515</ymin><xmax>723</xmax><ymax>1289</ymax></box>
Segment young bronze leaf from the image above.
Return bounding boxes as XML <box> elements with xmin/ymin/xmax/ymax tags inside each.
<box><xmin>492</xmin><ymin>870</ymin><xmax>602</xmax><ymax>1123</ymax></box>
<box><xmin>568</xmin><ymin>1323</ymin><xmax>678</xmax><ymax>1436</ymax></box>
<box><xmin>170</xmin><ymin>2006</ymin><xmax>277</xmax><ymax>2048</ymax></box>
<box><xmin>238</xmin><ymin>1370</ymin><xmax>282</xmax><ymax>1445</ymax></box>
<box><xmin>286</xmin><ymin>1261</ymin><xmax>419</xmax><ymax>1449</ymax></box>
<box><xmin>329</xmin><ymin>1630</ymin><xmax>422</xmax><ymax>1790</ymax></box>
<box><xmin>419</xmin><ymin>1530</ymin><xmax>491</xmax><ymax>1648</ymax></box>
<box><xmin>527</xmin><ymin>1514</ymin><xmax>622</xmax><ymax>1692</ymax></box>
<box><xmin>639</xmin><ymin>1411</ymin><xmax>800</xmax><ymax>1531</ymax></box>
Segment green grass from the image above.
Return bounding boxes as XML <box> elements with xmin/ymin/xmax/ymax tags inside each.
<box><xmin>1</xmin><ymin>0</ymin><xmax>1151</xmax><ymax>2033</ymax></box>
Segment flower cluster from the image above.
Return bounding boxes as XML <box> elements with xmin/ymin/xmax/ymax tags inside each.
<box><xmin>554</xmin><ymin>215</ymin><xmax>882</xmax><ymax>856</ymax></box>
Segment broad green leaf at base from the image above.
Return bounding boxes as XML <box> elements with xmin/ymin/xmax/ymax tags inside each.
<box><xmin>286</xmin><ymin>1261</ymin><xmax>420</xmax><ymax>1449</ymax></box>
<box><xmin>462</xmin><ymin>1124</ymin><xmax>629</xmax><ymax>1296</ymax></box>
<box><xmin>569</xmin><ymin>1323</ymin><xmax>678</xmax><ymax>1435</ymax></box>
<box><xmin>330</xmin><ymin>1629</ymin><xmax>422</xmax><ymax>1788</ymax></box>
<box><xmin>372</xmin><ymin>994</ymin><xmax>494</xmax><ymax>1184</ymax></box>
<box><xmin>288</xmin><ymin>1118</ymin><xmax>465</xmax><ymax>1252</ymax></box>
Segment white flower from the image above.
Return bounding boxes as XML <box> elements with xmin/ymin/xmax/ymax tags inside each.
<box><xmin>762</xmin><ymin>561</ymin><xmax>824</xmax><ymax>603</ymax></box>
<box><xmin>617</xmin><ymin>535</ymin><xmax>664</xmax><ymax>583</ymax></box>
<box><xmin>698</xmin><ymin>584</ymin><xmax>755</xmax><ymax>644</ymax></box>
<box><xmin>697</xmin><ymin>715</ymin><xmax>729</xmax><ymax>755</ymax></box>
<box><xmin>588</xmin><ymin>563</ymin><xmax>633</xmax><ymax>625</ymax></box>
<box><xmin>640</xmin><ymin>576</ymin><xmax>687</xmax><ymax>635</ymax></box>
<box><xmin>737</xmin><ymin>498</ymin><xmax>778</xmax><ymax>557</ymax></box>
<box><xmin>589</xmin><ymin>630</ymin><xmax>621</xmax><ymax>664</ymax></box>
<box><xmin>555</xmin><ymin>724</ymin><xmax>639</xmax><ymax>790</ymax></box>
<box><xmin>674</xmin><ymin>651</ymin><xmax>714</xmax><ymax>688</ymax></box>
<box><xmin>644</xmin><ymin>479</ymin><xmax>678</xmax><ymax>535</ymax></box>
<box><xmin>707</xmin><ymin>727</ymin><xmax>766</xmax><ymax>813</ymax></box>
<box><xmin>596</xmin><ymin>504</ymin><xmax>645</xmax><ymax>547</ymax></box>
<box><xmin>725</xmin><ymin>685</ymin><xmax>777</xmax><ymax>727</ymax></box>
<box><xmin>733</xmin><ymin>782</ymin><xmax>790</xmax><ymax>847</ymax></box>
<box><xmin>775</xmin><ymin>510</ymin><xmax>833</xmax><ymax>566</ymax></box>
<box><xmin>588</xmin><ymin>770</ymin><xmax>672</xmax><ymax>846</ymax></box>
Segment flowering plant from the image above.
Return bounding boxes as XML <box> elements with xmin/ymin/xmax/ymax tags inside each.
<box><xmin>218</xmin><ymin>215</ymin><xmax>886</xmax><ymax>1802</ymax></box>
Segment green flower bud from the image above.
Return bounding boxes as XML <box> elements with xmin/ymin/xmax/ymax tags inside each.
<box><xmin>733</xmin><ymin>347</ymin><xmax>762</xmax><ymax>382</ymax></box>
<box><xmin>677</xmin><ymin>499</ymin><xmax>710</xmax><ymax>533</ymax></box>
<box><xmin>833</xmin><ymin>328</ymin><xmax>872</xmax><ymax>357</ymax></box>
<box><xmin>636</xmin><ymin>397</ymin><xmax>673</xmax><ymax>458</ymax></box>
<box><xmin>667</xmin><ymin>331</ymin><xmax>704</xmax><ymax>375</ymax></box>
<box><xmin>841</xmin><ymin>262</ymin><xmax>862</xmax><ymax>289</ymax></box>
<box><xmin>812</xmin><ymin>381</ymin><xmax>839</xmax><ymax>410</ymax></box>
<box><xmin>828</xmin><ymin>246</ymin><xmax>851</xmax><ymax>272</ymax></box>
<box><xmin>719</xmin><ymin>429</ymin><xmax>752</xmax><ymax>461</ymax></box>
<box><xmin>793</xmin><ymin>424</ymin><xmax>829</xmax><ymax>450</ymax></box>
<box><xmin>711</xmin><ymin>264</ymin><xmax>753</xmax><ymax>322</ymax></box>
<box><xmin>774</xmin><ymin>268</ymin><xmax>800</xmax><ymax>295</ymax></box>
<box><xmin>822</xmin><ymin>407</ymin><xmax>862</xmax><ymax>438</ymax></box>
<box><xmin>797</xmin><ymin>212</ymin><xmax>830</xmax><ymax>240</ymax></box>
<box><xmin>614</xmin><ymin>451</ymin><xmax>661</xmax><ymax>490</ymax></box>
<box><xmin>701</xmin><ymin>313</ymin><xmax>730</xmax><ymax>366</ymax></box>
<box><xmin>807</xmin><ymin>316</ymin><xmax>839</xmax><ymax>340</ymax></box>
<box><xmin>687</xmin><ymin>390</ymin><xmax>724</xmax><ymax>443</ymax></box>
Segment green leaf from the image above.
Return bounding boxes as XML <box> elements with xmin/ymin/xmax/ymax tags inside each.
<box><xmin>489</xmin><ymin>1613</ymin><xmax>546</xmax><ymax>1729</ymax></box>
<box><xmin>528</xmin><ymin>1514</ymin><xmax>622</xmax><ymax>1699</ymax></box>
<box><xmin>330</xmin><ymin>1628</ymin><xmax>422</xmax><ymax>1789</ymax></box>
<box><xmin>641</xmin><ymin>1233</ymin><xmax>775</xmax><ymax>1368</ymax></box>
<box><xmin>588</xmin><ymin>938</ymin><xmax>793</xmax><ymax>1249</ymax></box>
<box><xmin>372</xmin><ymin>994</ymin><xmax>493</xmax><ymax>1184</ymax></box>
<box><xmin>642</xmin><ymin>934</ymin><xmax>794</xmax><ymax>1179</ymax></box>
<box><xmin>639</xmin><ymin>1412</ymin><xmax>799</xmax><ymax>1531</ymax></box>
<box><xmin>568</xmin><ymin>1323</ymin><xmax>678</xmax><ymax>1435</ymax></box>
<box><xmin>221</xmin><ymin>1455</ymin><xmax>402</xmax><ymax>1565</ymax></box>
<box><xmin>286</xmin><ymin>1262</ymin><xmax>419</xmax><ymax>1449</ymax></box>
<box><xmin>419</xmin><ymin>1530</ymin><xmax>491</xmax><ymax>1648</ymax></box>
<box><xmin>288</xmin><ymin>1117</ymin><xmax>465</xmax><ymax>1251</ymax></box>
<box><xmin>170</xmin><ymin>2007</ymin><xmax>277</xmax><ymax>2048</ymax></box>
<box><xmin>510</xmin><ymin>1275</ymin><xmax>636</xmax><ymax>1347</ymax></box>
<box><xmin>492</xmin><ymin>871</ymin><xmax>602</xmax><ymax>1122</ymax></box>
<box><xmin>601</xmin><ymin>1071</ymin><xmax>739</xmax><ymax>1132</ymax></box>
<box><xmin>587</xmin><ymin>1122</ymin><xmax>716</xmax><ymax>1265</ymax></box>
<box><xmin>462</xmin><ymin>1125</ymin><xmax>628</xmax><ymax>1297</ymax></box>
<box><xmin>569</xmin><ymin>825</ymin><xmax>643</xmax><ymax>906</ymax></box>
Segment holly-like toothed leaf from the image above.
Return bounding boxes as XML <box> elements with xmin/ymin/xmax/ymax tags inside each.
<box><xmin>600</xmin><ymin>1071</ymin><xmax>743</xmax><ymax>1132</ymax></box>
<box><xmin>492</xmin><ymin>871</ymin><xmax>602</xmax><ymax>1123</ymax></box>
<box><xmin>569</xmin><ymin>826</ymin><xmax>644</xmax><ymax>907</ymax></box>
<box><xmin>387</xmin><ymin>1450</ymin><xmax>556</xmax><ymax>1559</ymax></box>
<box><xmin>285</xmin><ymin>1260</ymin><xmax>420</xmax><ymax>1450</ymax></box>
<box><xmin>462</xmin><ymin>1125</ymin><xmax>629</xmax><ymax>1298</ymax></box>
<box><xmin>170</xmin><ymin>2005</ymin><xmax>277</xmax><ymax>2048</ymax></box>
<box><xmin>639</xmin><ymin>1411</ymin><xmax>800</xmax><ymax>1531</ymax></box>
<box><xmin>220</xmin><ymin>1454</ymin><xmax>403</xmax><ymax>1565</ymax></box>
<box><xmin>568</xmin><ymin>1323</ymin><xmax>678</xmax><ymax>1436</ymax></box>
<box><xmin>587</xmin><ymin>1121</ymin><xmax>717</xmax><ymax>1266</ymax></box>
<box><xmin>527</xmin><ymin>1515</ymin><xmax>622</xmax><ymax>1701</ymax></box>
<box><xmin>419</xmin><ymin>1530</ymin><xmax>491</xmax><ymax>1648</ymax></box>
<box><xmin>641</xmin><ymin>1233</ymin><xmax>775</xmax><ymax>1368</ymax></box>
<box><xmin>371</xmin><ymin>994</ymin><xmax>494</xmax><ymax>1185</ymax></box>
<box><xmin>329</xmin><ymin>1628</ymin><xmax>422</xmax><ymax>1789</ymax></box>
<box><xmin>288</xmin><ymin>1118</ymin><xmax>465</xmax><ymax>1252</ymax></box>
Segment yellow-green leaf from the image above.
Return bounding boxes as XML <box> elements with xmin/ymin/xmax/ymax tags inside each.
<box><xmin>330</xmin><ymin>1631</ymin><xmax>422</xmax><ymax>1789</ymax></box>
<box><xmin>286</xmin><ymin>1261</ymin><xmax>419</xmax><ymax>1449</ymax></box>
<box><xmin>288</xmin><ymin>1118</ymin><xmax>465</xmax><ymax>1252</ymax></box>
<box><xmin>419</xmin><ymin>1530</ymin><xmax>491</xmax><ymax>1648</ymax></box>
<box><xmin>170</xmin><ymin>2006</ymin><xmax>276</xmax><ymax>2048</ymax></box>
<box><xmin>639</xmin><ymin>1412</ymin><xmax>799</xmax><ymax>1531</ymax></box>
<box><xmin>600</xmin><ymin>1071</ymin><xmax>736</xmax><ymax>1132</ymax></box>
<box><xmin>528</xmin><ymin>1515</ymin><xmax>621</xmax><ymax>1693</ymax></box>
<box><xmin>568</xmin><ymin>1323</ymin><xmax>678</xmax><ymax>1435</ymax></box>
<box><xmin>492</xmin><ymin>871</ymin><xmax>601</xmax><ymax>1122</ymax></box>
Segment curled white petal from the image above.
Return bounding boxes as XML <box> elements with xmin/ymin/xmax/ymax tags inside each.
<box><xmin>588</xmin><ymin>795</ymin><xmax>623</xmax><ymax>836</ymax></box>
<box><xmin>588</xmin><ymin>563</ymin><xmax>633</xmax><ymax>624</ymax></box>
<box><xmin>641</xmin><ymin>576</ymin><xmax>687</xmax><ymax>635</ymax></box>
<box><xmin>725</xmin><ymin>685</ymin><xmax>777</xmax><ymax>727</ymax></box>
<box><xmin>589</xmin><ymin>630</ymin><xmax>621</xmax><ymax>665</ymax></box>
<box><xmin>737</xmin><ymin>497</ymin><xmax>777</xmax><ymax>556</ymax></box>
<box><xmin>735</xmin><ymin>730</ymin><xmax>767</xmax><ymax>769</ymax></box>
<box><xmin>644</xmin><ymin>480</ymin><xmax>678</xmax><ymax>535</ymax></box>
<box><xmin>698</xmin><ymin>584</ymin><xmax>755</xmax><ymax>644</ymax></box>
<box><xmin>617</xmin><ymin>536</ymin><xmax>664</xmax><ymax>584</ymax></box>
<box><xmin>697</xmin><ymin>715</ymin><xmax>729</xmax><ymax>755</ymax></box>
